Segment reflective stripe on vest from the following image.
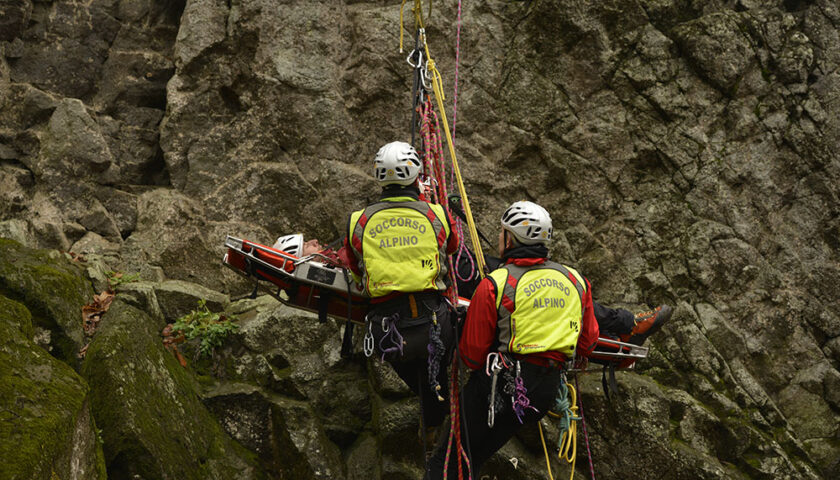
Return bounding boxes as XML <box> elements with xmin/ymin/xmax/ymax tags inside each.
<box><xmin>489</xmin><ymin>261</ymin><xmax>586</xmax><ymax>356</ymax></box>
<box><xmin>349</xmin><ymin>201</ymin><xmax>449</xmax><ymax>297</ymax></box>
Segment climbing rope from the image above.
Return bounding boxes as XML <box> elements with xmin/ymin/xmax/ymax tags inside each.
<box><xmin>401</xmin><ymin>0</ymin><xmax>486</xmax><ymax>277</ymax></box>
<box><xmin>443</xmin><ymin>355</ymin><xmax>472</xmax><ymax>480</ymax></box>
<box><xmin>378</xmin><ymin>313</ymin><xmax>404</xmax><ymax>361</ymax></box>
<box><xmin>427</xmin><ymin>312</ymin><xmax>446</xmax><ymax>401</ymax></box>
<box><xmin>448</xmin><ymin>0</ymin><xmax>476</xmax><ymax>285</ymax></box>
<box><xmin>511</xmin><ymin>367</ymin><xmax>539</xmax><ymax>423</ymax></box>
<box><xmin>576</xmin><ymin>376</ymin><xmax>597</xmax><ymax>480</ymax></box>
<box><xmin>452</xmin><ymin>0</ymin><xmax>463</xmax><ymax>142</ymax></box>
<box><xmin>418</xmin><ymin>96</ymin><xmax>461</xmax><ymax>304</ymax></box>
<box><xmin>399</xmin><ymin>4</ymin><xmax>480</xmax><ymax>480</ymax></box>
<box><xmin>538</xmin><ymin>379</ymin><xmax>580</xmax><ymax>480</ymax></box>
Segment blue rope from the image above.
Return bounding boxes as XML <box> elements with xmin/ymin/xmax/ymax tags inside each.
<box><xmin>554</xmin><ymin>382</ymin><xmax>580</xmax><ymax>449</ymax></box>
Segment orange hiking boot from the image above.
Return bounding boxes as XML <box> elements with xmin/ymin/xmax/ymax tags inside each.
<box><xmin>628</xmin><ymin>305</ymin><xmax>673</xmax><ymax>346</ymax></box>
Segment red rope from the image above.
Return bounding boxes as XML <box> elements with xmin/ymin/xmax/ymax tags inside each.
<box><xmin>420</xmin><ymin>96</ymin><xmax>472</xmax><ymax>480</ymax></box>
<box><xmin>575</xmin><ymin>376</ymin><xmax>597</xmax><ymax>480</ymax></box>
<box><xmin>452</xmin><ymin>0</ymin><xmax>463</xmax><ymax>142</ymax></box>
<box><xmin>418</xmin><ymin>97</ymin><xmax>460</xmax><ymax>305</ymax></box>
<box><xmin>443</xmin><ymin>354</ymin><xmax>472</xmax><ymax>480</ymax></box>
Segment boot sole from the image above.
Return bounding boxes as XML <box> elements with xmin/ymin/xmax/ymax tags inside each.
<box><xmin>628</xmin><ymin>305</ymin><xmax>673</xmax><ymax>346</ymax></box>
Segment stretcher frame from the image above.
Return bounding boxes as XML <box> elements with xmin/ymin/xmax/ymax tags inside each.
<box><xmin>223</xmin><ymin>236</ymin><xmax>370</xmax><ymax>324</ymax></box>
<box><xmin>221</xmin><ymin>235</ymin><xmax>649</xmax><ymax>368</ymax></box>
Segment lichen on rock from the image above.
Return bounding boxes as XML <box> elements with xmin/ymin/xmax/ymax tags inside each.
<box><xmin>81</xmin><ymin>298</ymin><xmax>263</xmax><ymax>479</ymax></box>
<box><xmin>0</xmin><ymin>295</ymin><xmax>106</xmax><ymax>480</ymax></box>
<box><xmin>0</xmin><ymin>238</ymin><xmax>92</xmax><ymax>364</ymax></box>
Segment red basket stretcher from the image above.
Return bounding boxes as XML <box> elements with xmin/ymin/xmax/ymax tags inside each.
<box><xmin>223</xmin><ymin>236</ymin><xmax>370</xmax><ymax>324</ymax></box>
<box><xmin>222</xmin><ymin>236</ymin><xmax>648</xmax><ymax>369</ymax></box>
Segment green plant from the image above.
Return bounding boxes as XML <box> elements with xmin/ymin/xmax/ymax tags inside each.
<box><xmin>171</xmin><ymin>299</ymin><xmax>239</xmax><ymax>357</ymax></box>
<box><xmin>106</xmin><ymin>270</ymin><xmax>140</xmax><ymax>290</ymax></box>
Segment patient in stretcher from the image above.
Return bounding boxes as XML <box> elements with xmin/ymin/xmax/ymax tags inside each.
<box><xmin>270</xmin><ymin>235</ymin><xmax>672</xmax><ymax>348</ymax></box>
<box><xmin>272</xmin><ymin>233</ymin><xmax>349</xmax><ymax>267</ymax></box>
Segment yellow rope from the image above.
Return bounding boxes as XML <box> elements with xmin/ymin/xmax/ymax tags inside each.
<box><xmin>406</xmin><ymin>2</ymin><xmax>487</xmax><ymax>276</ymax></box>
<box><xmin>399</xmin><ymin>0</ymin><xmax>409</xmax><ymax>53</ymax></box>
<box><xmin>540</xmin><ymin>382</ymin><xmax>579</xmax><ymax>480</ymax></box>
<box><xmin>538</xmin><ymin>421</ymin><xmax>557</xmax><ymax>480</ymax></box>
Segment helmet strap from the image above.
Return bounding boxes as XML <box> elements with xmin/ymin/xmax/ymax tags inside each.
<box><xmin>501</xmin><ymin>230</ymin><xmax>519</xmax><ymax>255</ymax></box>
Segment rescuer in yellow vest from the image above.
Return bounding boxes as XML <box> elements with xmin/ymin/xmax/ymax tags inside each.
<box><xmin>343</xmin><ymin>141</ymin><xmax>460</xmax><ymax>444</ymax></box>
<box><xmin>426</xmin><ymin>201</ymin><xmax>600</xmax><ymax>478</ymax></box>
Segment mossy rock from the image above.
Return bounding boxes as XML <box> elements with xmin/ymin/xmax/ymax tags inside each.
<box><xmin>0</xmin><ymin>238</ymin><xmax>93</xmax><ymax>364</ymax></box>
<box><xmin>81</xmin><ymin>298</ymin><xmax>264</xmax><ymax>479</ymax></box>
<box><xmin>0</xmin><ymin>295</ymin><xmax>106</xmax><ymax>480</ymax></box>
<box><xmin>154</xmin><ymin>279</ymin><xmax>230</xmax><ymax>324</ymax></box>
<box><xmin>269</xmin><ymin>396</ymin><xmax>346</xmax><ymax>480</ymax></box>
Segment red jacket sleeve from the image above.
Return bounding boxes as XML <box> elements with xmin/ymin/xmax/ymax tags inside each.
<box><xmin>459</xmin><ymin>277</ymin><xmax>498</xmax><ymax>370</ymax></box>
<box><xmin>343</xmin><ymin>230</ymin><xmax>363</xmax><ymax>277</ymax></box>
<box><xmin>445</xmin><ymin>210</ymin><xmax>460</xmax><ymax>255</ymax></box>
<box><xmin>575</xmin><ymin>277</ymin><xmax>600</xmax><ymax>357</ymax></box>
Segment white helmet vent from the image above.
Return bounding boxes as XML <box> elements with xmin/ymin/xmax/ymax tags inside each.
<box><xmin>273</xmin><ymin>233</ymin><xmax>304</xmax><ymax>256</ymax></box>
<box><xmin>373</xmin><ymin>141</ymin><xmax>421</xmax><ymax>186</ymax></box>
<box><xmin>501</xmin><ymin>201</ymin><xmax>553</xmax><ymax>245</ymax></box>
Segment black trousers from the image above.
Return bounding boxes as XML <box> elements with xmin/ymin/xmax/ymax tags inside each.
<box><xmin>367</xmin><ymin>293</ymin><xmax>455</xmax><ymax>428</ymax></box>
<box><xmin>593</xmin><ymin>301</ymin><xmax>635</xmax><ymax>337</ymax></box>
<box><xmin>425</xmin><ymin>361</ymin><xmax>563</xmax><ymax>479</ymax></box>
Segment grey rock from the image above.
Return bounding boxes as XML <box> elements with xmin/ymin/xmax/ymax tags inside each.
<box><xmin>0</xmin><ymin>0</ymin><xmax>33</xmax><ymax>42</ymax></box>
<box><xmin>378</xmin><ymin>398</ymin><xmax>422</xmax><ymax>460</ymax></box>
<box><xmin>76</xmin><ymin>198</ymin><xmax>122</xmax><ymax>242</ymax></box>
<box><xmin>116</xmin><ymin>280</ymin><xmax>165</xmax><ymax>326</ymax></box>
<box><xmin>673</xmin><ymin>12</ymin><xmax>755</xmax><ymax>92</ymax></box>
<box><xmin>269</xmin><ymin>396</ymin><xmax>346</xmax><ymax>480</ymax></box>
<box><xmin>81</xmin><ymin>298</ymin><xmax>263</xmax><ymax>479</ymax></box>
<box><xmin>70</xmin><ymin>231</ymin><xmax>120</xmax><ymax>257</ymax></box>
<box><xmin>121</xmin><ymin>188</ymin><xmax>262</xmax><ymax>293</ymax></box>
<box><xmin>346</xmin><ymin>434</ymin><xmax>380</xmax><ymax>480</ymax></box>
<box><xmin>93</xmin><ymin>187</ymin><xmax>138</xmax><ymax>238</ymax></box>
<box><xmin>202</xmin><ymin>385</ymin><xmax>276</xmax><ymax>463</ymax></box>
<box><xmin>0</xmin><ymin>83</ymin><xmax>58</xmax><ymax>131</ymax></box>
<box><xmin>0</xmin><ymin>294</ymin><xmax>106</xmax><ymax>480</ymax></box>
<box><xmin>0</xmin><ymin>162</ymin><xmax>33</xmax><ymax>218</ymax></box>
<box><xmin>155</xmin><ymin>279</ymin><xmax>230</xmax><ymax>323</ymax></box>
<box><xmin>173</xmin><ymin>0</ymin><xmax>229</xmax><ymax>69</ymax></box>
<box><xmin>37</xmin><ymin>98</ymin><xmax>116</xmax><ymax>183</ymax></box>
<box><xmin>0</xmin><ymin>239</ymin><xmax>93</xmax><ymax>364</ymax></box>
<box><xmin>0</xmin><ymin>218</ymin><xmax>32</xmax><ymax>245</ymax></box>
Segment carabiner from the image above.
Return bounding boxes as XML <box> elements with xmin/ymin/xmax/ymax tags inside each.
<box><xmin>406</xmin><ymin>48</ymin><xmax>424</xmax><ymax>70</ymax></box>
<box><xmin>363</xmin><ymin>322</ymin><xmax>375</xmax><ymax>358</ymax></box>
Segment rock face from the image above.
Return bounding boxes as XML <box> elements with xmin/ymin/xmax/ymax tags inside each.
<box><xmin>81</xmin><ymin>298</ymin><xmax>262</xmax><ymax>479</ymax></box>
<box><xmin>0</xmin><ymin>238</ymin><xmax>93</xmax><ymax>364</ymax></box>
<box><xmin>2</xmin><ymin>0</ymin><xmax>840</xmax><ymax>478</ymax></box>
<box><xmin>0</xmin><ymin>294</ymin><xmax>106</xmax><ymax>480</ymax></box>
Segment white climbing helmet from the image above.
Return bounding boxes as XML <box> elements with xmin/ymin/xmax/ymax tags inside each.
<box><xmin>500</xmin><ymin>201</ymin><xmax>553</xmax><ymax>245</ymax></box>
<box><xmin>272</xmin><ymin>233</ymin><xmax>304</xmax><ymax>256</ymax></box>
<box><xmin>373</xmin><ymin>141</ymin><xmax>422</xmax><ymax>186</ymax></box>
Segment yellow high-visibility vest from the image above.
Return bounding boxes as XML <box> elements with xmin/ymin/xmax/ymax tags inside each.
<box><xmin>349</xmin><ymin>197</ymin><xmax>450</xmax><ymax>297</ymax></box>
<box><xmin>488</xmin><ymin>261</ymin><xmax>586</xmax><ymax>355</ymax></box>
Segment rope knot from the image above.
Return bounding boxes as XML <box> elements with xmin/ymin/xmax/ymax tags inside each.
<box><xmin>378</xmin><ymin>313</ymin><xmax>404</xmax><ymax>360</ymax></box>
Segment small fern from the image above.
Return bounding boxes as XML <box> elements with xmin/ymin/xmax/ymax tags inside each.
<box><xmin>172</xmin><ymin>299</ymin><xmax>239</xmax><ymax>357</ymax></box>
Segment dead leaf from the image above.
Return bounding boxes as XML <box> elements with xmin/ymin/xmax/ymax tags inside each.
<box><xmin>174</xmin><ymin>348</ymin><xmax>187</xmax><ymax>368</ymax></box>
<box><xmin>81</xmin><ymin>290</ymin><xmax>115</xmax><ymax>337</ymax></box>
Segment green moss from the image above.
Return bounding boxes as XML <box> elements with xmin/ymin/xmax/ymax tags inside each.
<box><xmin>0</xmin><ymin>296</ymin><xmax>104</xmax><ymax>480</ymax></box>
<box><xmin>0</xmin><ymin>239</ymin><xmax>93</xmax><ymax>365</ymax></box>
<box><xmin>82</xmin><ymin>299</ymin><xmax>264</xmax><ymax>479</ymax></box>
<box><xmin>0</xmin><ymin>294</ymin><xmax>33</xmax><ymax>339</ymax></box>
